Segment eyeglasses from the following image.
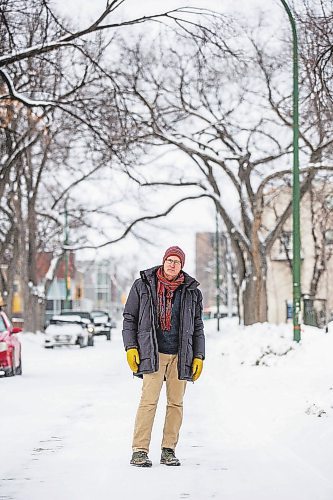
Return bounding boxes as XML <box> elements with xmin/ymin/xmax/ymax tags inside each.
<box><xmin>165</xmin><ymin>258</ymin><xmax>181</xmax><ymax>266</ymax></box>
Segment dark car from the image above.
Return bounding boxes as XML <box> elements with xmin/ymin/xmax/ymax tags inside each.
<box><xmin>91</xmin><ymin>310</ymin><xmax>115</xmax><ymax>341</ymax></box>
<box><xmin>60</xmin><ymin>310</ymin><xmax>95</xmax><ymax>323</ymax></box>
<box><xmin>59</xmin><ymin>311</ymin><xmax>95</xmax><ymax>334</ymax></box>
<box><xmin>0</xmin><ymin>310</ymin><xmax>23</xmax><ymax>377</ymax></box>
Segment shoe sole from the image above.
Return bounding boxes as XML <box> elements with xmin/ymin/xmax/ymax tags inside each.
<box><xmin>130</xmin><ymin>462</ymin><xmax>152</xmax><ymax>467</ymax></box>
<box><xmin>160</xmin><ymin>460</ymin><xmax>181</xmax><ymax>466</ymax></box>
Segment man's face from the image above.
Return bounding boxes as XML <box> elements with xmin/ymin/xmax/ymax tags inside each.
<box><xmin>163</xmin><ymin>255</ymin><xmax>182</xmax><ymax>279</ymax></box>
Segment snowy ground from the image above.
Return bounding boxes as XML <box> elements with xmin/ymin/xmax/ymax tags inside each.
<box><xmin>1</xmin><ymin>319</ymin><xmax>333</xmax><ymax>500</ymax></box>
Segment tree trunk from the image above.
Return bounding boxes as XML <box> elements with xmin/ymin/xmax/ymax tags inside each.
<box><xmin>242</xmin><ymin>235</ymin><xmax>268</xmax><ymax>325</ymax></box>
<box><xmin>242</xmin><ymin>271</ymin><xmax>268</xmax><ymax>325</ymax></box>
<box><xmin>27</xmin><ymin>194</ymin><xmax>40</xmax><ymax>332</ymax></box>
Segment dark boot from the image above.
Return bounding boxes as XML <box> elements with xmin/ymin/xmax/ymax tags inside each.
<box><xmin>160</xmin><ymin>447</ymin><xmax>181</xmax><ymax>466</ymax></box>
<box><xmin>130</xmin><ymin>450</ymin><xmax>152</xmax><ymax>467</ymax></box>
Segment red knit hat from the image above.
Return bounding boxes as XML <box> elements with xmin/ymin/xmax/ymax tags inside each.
<box><xmin>163</xmin><ymin>246</ymin><xmax>185</xmax><ymax>268</ymax></box>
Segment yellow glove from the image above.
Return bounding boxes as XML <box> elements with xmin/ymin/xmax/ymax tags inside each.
<box><xmin>192</xmin><ymin>357</ymin><xmax>203</xmax><ymax>382</ymax></box>
<box><xmin>126</xmin><ymin>348</ymin><xmax>140</xmax><ymax>373</ymax></box>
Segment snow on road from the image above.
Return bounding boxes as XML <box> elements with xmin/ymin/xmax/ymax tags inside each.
<box><xmin>1</xmin><ymin>320</ymin><xmax>333</xmax><ymax>500</ymax></box>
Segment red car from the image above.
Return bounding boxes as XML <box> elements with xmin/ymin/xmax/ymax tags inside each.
<box><xmin>0</xmin><ymin>310</ymin><xmax>22</xmax><ymax>377</ymax></box>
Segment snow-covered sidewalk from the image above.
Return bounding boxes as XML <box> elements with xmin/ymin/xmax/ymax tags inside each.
<box><xmin>1</xmin><ymin>320</ymin><xmax>333</xmax><ymax>500</ymax></box>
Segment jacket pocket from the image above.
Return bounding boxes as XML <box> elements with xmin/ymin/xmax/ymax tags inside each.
<box><xmin>185</xmin><ymin>337</ymin><xmax>193</xmax><ymax>367</ymax></box>
<box><xmin>137</xmin><ymin>330</ymin><xmax>153</xmax><ymax>372</ymax></box>
<box><xmin>137</xmin><ymin>330</ymin><xmax>153</xmax><ymax>358</ymax></box>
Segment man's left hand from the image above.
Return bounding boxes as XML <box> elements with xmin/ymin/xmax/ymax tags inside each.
<box><xmin>192</xmin><ymin>358</ymin><xmax>203</xmax><ymax>382</ymax></box>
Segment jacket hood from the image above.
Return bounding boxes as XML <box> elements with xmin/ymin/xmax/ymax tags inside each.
<box><xmin>140</xmin><ymin>265</ymin><xmax>200</xmax><ymax>290</ymax></box>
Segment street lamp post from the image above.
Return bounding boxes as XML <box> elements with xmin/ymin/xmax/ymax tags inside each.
<box><xmin>280</xmin><ymin>0</ymin><xmax>301</xmax><ymax>342</ymax></box>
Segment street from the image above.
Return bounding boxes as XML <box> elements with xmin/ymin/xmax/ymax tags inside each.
<box><xmin>1</xmin><ymin>322</ymin><xmax>333</xmax><ymax>500</ymax></box>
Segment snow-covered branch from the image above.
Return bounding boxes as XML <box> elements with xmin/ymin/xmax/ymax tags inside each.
<box><xmin>65</xmin><ymin>194</ymin><xmax>214</xmax><ymax>251</ymax></box>
<box><xmin>0</xmin><ymin>69</ymin><xmax>56</xmax><ymax>108</ymax></box>
<box><xmin>0</xmin><ymin>5</ymin><xmax>207</xmax><ymax>68</ymax></box>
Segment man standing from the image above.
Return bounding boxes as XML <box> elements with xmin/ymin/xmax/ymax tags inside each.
<box><xmin>122</xmin><ymin>246</ymin><xmax>205</xmax><ymax>467</ymax></box>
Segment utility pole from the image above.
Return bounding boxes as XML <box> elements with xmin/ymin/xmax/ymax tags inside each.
<box><xmin>280</xmin><ymin>0</ymin><xmax>301</xmax><ymax>342</ymax></box>
<box><xmin>215</xmin><ymin>210</ymin><xmax>221</xmax><ymax>332</ymax></box>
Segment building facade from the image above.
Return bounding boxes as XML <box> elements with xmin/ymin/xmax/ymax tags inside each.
<box><xmin>264</xmin><ymin>187</ymin><xmax>333</xmax><ymax>325</ymax></box>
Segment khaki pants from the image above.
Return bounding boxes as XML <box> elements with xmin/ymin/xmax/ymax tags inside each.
<box><xmin>132</xmin><ymin>353</ymin><xmax>187</xmax><ymax>452</ymax></box>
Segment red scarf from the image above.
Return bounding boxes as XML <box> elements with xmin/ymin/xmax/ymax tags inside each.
<box><xmin>156</xmin><ymin>266</ymin><xmax>184</xmax><ymax>331</ymax></box>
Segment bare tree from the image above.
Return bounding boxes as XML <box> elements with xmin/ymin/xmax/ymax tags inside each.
<box><xmin>308</xmin><ymin>178</ymin><xmax>333</xmax><ymax>297</ymax></box>
<box><xmin>1</xmin><ymin>0</ymin><xmax>214</xmax><ymax>329</ymax></box>
<box><xmin>99</xmin><ymin>10</ymin><xmax>333</xmax><ymax>325</ymax></box>
<box><xmin>1</xmin><ymin>1</ymin><xmax>332</xmax><ymax>328</ymax></box>
<box><xmin>297</xmin><ymin>0</ymin><xmax>333</xmax><ymax>105</ymax></box>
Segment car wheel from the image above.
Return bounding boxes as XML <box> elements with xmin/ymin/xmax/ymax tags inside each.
<box><xmin>16</xmin><ymin>354</ymin><xmax>23</xmax><ymax>375</ymax></box>
<box><xmin>106</xmin><ymin>330</ymin><xmax>111</xmax><ymax>341</ymax></box>
<box><xmin>79</xmin><ymin>337</ymin><xmax>85</xmax><ymax>348</ymax></box>
<box><xmin>4</xmin><ymin>350</ymin><xmax>16</xmax><ymax>377</ymax></box>
<box><xmin>88</xmin><ymin>335</ymin><xmax>94</xmax><ymax>347</ymax></box>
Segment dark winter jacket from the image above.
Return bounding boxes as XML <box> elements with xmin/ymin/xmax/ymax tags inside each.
<box><xmin>122</xmin><ymin>266</ymin><xmax>205</xmax><ymax>381</ymax></box>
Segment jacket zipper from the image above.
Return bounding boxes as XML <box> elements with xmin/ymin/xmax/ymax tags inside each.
<box><xmin>178</xmin><ymin>285</ymin><xmax>187</xmax><ymax>379</ymax></box>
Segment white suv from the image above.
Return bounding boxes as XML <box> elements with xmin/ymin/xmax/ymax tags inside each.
<box><xmin>44</xmin><ymin>315</ymin><xmax>94</xmax><ymax>348</ymax></box>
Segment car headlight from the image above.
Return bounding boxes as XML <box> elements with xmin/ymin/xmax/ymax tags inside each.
<box><xmin>87</xmin><ymin>327</ymin><xmax>94</xmax><ymax>333</ymax></box>
<box><xmin>0</xmin><ymin>342</ymin><xmax>8</xmax><ymax>352</ymax></box>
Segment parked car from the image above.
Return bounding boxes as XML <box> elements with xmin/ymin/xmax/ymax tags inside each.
<box><xmin>0</xmin><ymin>310</ymin><xmax>22</xmax><ymax>377</ymax></box>
<box><xmin>44</xmin><ymin>315</ymin><xmax>94</xmax><ymax>348</ymax></box>
<box><xmin>59</xmin><ymin>310</ymin><xmax>96</xmax><ymax>334</ymax></box>
<box><xmin>91</xmin><ymin>310</ymin><xmax>115</xmax><ymax>341</ymax></box>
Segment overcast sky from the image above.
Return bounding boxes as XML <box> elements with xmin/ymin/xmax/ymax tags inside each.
<box><xmin>54</xmin><ymin>0</ymin><xmax>283</xmax><ymax>23</ymax></box>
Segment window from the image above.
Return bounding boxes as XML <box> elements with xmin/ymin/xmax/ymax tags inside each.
<box><xmin>61</xmin><ymin>299</ymin><xmax>73</xmax><ymax>310</ymax></box>
<box><xmin>46</xmin><ymin>300</ymin><xmax>54</xmax><ymax>312</ymax></box>
<box><xmin>270</xmin><ymin>231</ymin><xmax>293</xmax><ymax>261</ymax></box>
<box><xmin>97</xmin><ymin>291</ymin><xmax>108</xmax><ymax>301</ymax></box>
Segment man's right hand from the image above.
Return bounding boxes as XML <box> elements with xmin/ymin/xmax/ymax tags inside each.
<box><xmin>126</xmin><ymin>348</ymin><xmax>140</xmax><ymax>373</ymax></box>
